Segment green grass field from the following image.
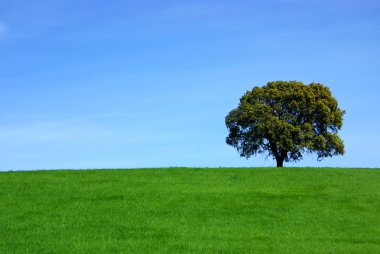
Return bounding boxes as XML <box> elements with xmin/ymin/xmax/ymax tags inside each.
<box><xmin>1</xmin><ymin>167</ymin><xmax>379</xmax><ymax>253</ymax></box>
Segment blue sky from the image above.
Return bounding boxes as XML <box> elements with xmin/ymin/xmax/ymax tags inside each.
<box><xmin>0</xmin><ymin>0</ymin><xmax>379</xmax><ymax>170</ymax></box>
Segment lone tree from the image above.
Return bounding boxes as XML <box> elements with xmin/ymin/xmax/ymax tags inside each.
<box><xmin>225</xmin><ymin>81</ymin><xmax>345</xmax><ymax>167</ymax></box>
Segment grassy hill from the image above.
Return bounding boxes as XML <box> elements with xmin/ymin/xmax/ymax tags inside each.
<box><xmin>1</xmin><ymin>167</ymin><xmax>379</xmax><ymax>253</ymax></box>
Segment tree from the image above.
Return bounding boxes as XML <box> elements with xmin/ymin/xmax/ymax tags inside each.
<box><xmin>225</xmin><ymin>81</ymin><xmax>345</xmax><ymax>167</ymax></box>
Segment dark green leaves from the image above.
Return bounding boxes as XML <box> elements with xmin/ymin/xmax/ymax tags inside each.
<box><xmin>225</xmin><ymin>81</ymin><xmax>345</xmax><ymax>167</ymax></box>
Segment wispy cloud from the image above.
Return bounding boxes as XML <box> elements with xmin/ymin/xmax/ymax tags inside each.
<box><xmin>150</xmin><ymin>2</ymin><xmax>231</xmax><ymax>21</ymax></box>
<box><xmin>0</xmin><ymin>117</ymin><xmax>188</xmax><ymax>146</ymax></box>
<box><xmin>0</xmin><ymin>22</ymin><xmax>8</xmax><ymax>38</ymax></box>
<box><xmin>0</xmin><ymin>121</ymin><xmax>110</xmax><ymax>144</ymax></box>
<box><xmin>278</xmin><ymin>0</ymin><xmax>379</xmax><ymax>11</ymax></box>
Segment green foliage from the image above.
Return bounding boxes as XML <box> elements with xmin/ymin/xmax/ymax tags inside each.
<box><xmin>1</xmin><ymin>168</ymin><xmax>380</xmax><ymax>253</ymax></box>
<box><xmin>226</xmin><ymin>81</ymin><xmax>345</xmax><ymax>167</ymax></box>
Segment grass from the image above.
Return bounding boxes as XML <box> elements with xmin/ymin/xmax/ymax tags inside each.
<box><xmin>0</xmin><ymin>167</ymin><xmax>379</xmax><ymax>253</ymax></box>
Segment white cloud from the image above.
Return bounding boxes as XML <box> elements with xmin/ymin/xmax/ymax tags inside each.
<box><xmin>0</xmin><ymin>122</ymin><xmax>110</xmax><ymax>143</ymax></box>
<box><xmin>0</xmin><ymin>118</ymin><xmax>187</xmax><ymax>146</ymax></box>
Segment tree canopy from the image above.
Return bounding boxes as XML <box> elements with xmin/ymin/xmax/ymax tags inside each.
<box><xmin>225</xmin><ymin>81</ymin><xmax>345</xmax><ymax>167</ymax></box>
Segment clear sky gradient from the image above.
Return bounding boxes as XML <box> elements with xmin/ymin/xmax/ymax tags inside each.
<box><xmin>1</xmin><ymin>0</ymin><xmax>379</xmax><ymax>170</ymax></box>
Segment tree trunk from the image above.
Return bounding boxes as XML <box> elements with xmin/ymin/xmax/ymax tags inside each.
<box><xmin>276</xmin><ymin>157</ymin><xmax>284</xmax><ymax>168</ymax></box>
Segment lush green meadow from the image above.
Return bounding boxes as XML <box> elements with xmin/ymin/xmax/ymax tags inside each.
<box><xmin>0</xmin><ymin>167</ymin><xmax>379</xmax><ymax>253</ymax></box>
